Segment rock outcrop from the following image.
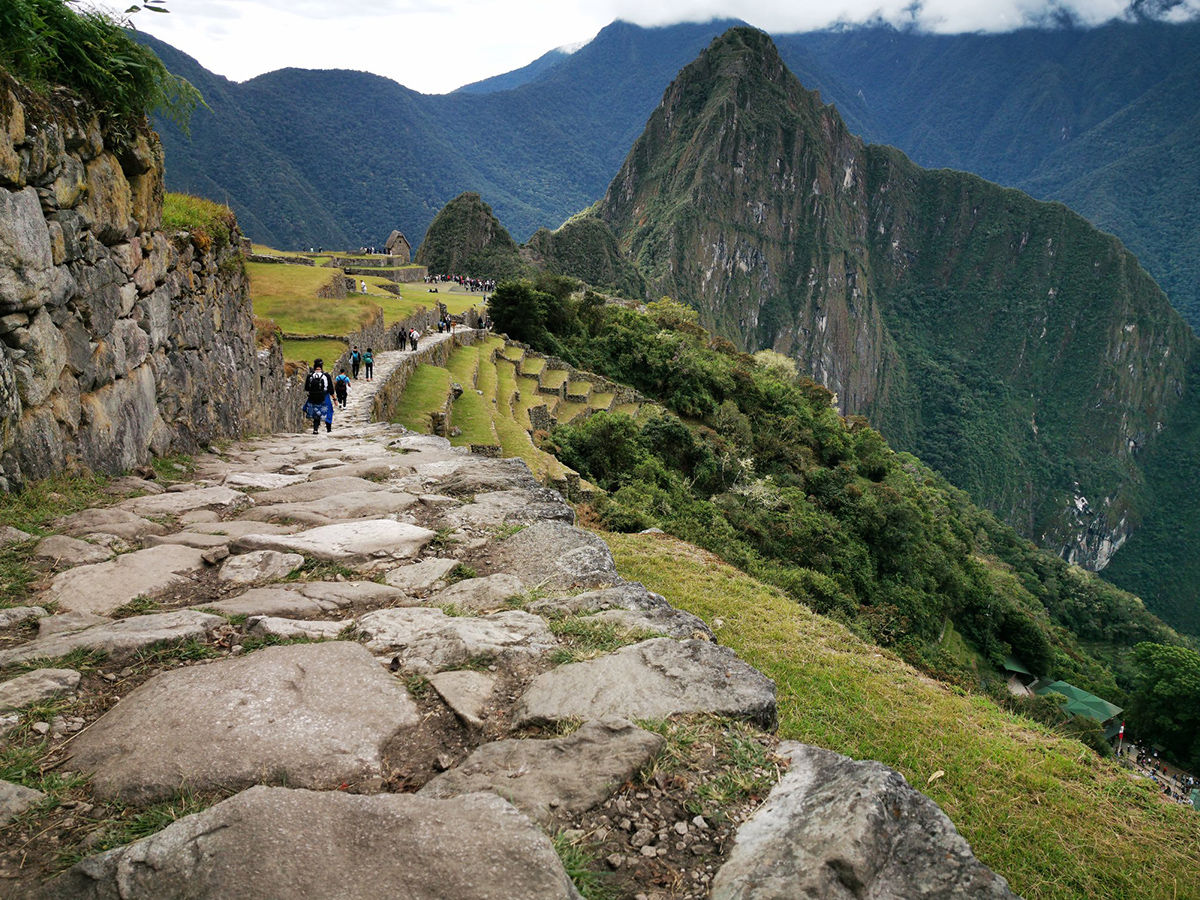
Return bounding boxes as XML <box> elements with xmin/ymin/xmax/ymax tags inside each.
<box><xmin>0</xmin><ymin>72</ymin><xmax>301</xmax><ymax>491</ymax></box>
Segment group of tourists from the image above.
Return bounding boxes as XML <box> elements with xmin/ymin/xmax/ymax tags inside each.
<box><xmin>399</xmin><ymin>328</ymin><xmax>421</xmax><ymax>351</ymax></box>
<box><xmin>423</xmin><ymin>273</ymin><xmax>496</xmax><ymax>294</ymax></box>
<box><xmin>1123</xmin><ymin>743</ymin><xmax>1196</xmax><ymax>806</ymax></box>
<box><xmin>303</xmin><ymin>347</ymin><xmax>375</xmax><ymax>435</ymax></box>
<box><xmin>349</xmin><ymin>347</ymin><xmax>373</xmax><ymax>380</ymax></box>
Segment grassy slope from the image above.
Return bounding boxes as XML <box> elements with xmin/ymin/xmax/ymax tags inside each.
<box><xmin>389</xmin><ymin>364</ymin><xmax>451</xmax><ymax>432</ymax></box>
<box><xmin>279</xmin><ymin>338</ymin><xmax>347</xmax><ymax>367</ymax></box>
<box><xmin>606</xmin><ymin>531</ymin><xmax>1200</xmax><ymax>900</ymax></box>
<box><xmin>247</xmin><ymin>262</ymin><xmax>378</xmax><ymax>336</ymax></box>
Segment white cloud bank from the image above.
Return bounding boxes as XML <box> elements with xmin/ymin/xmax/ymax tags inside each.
<box><xmin>124</xmin><ymin>0</ymin><xmax>1200</xmax><ymax>95</ymax></box>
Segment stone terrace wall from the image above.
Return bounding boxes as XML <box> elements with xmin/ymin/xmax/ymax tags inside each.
<box><xmin>0</xmin><ymin>73</ymin><xmax>300</xmax><ymax>490</ymax></box>
<box><xmin>370</xmin><ymin>329</ymin><xmax>483</xmax><ymax>424</ymax></box>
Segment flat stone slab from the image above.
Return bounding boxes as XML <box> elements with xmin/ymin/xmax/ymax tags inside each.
<box><xmin>710</xmin><ymin>742</ymin><xmax>1020</xmax><ymax>900</ymax></box>
<box><xmin>247</xmin><ymin>616</ymin><xmax>348</xmax><ymax>640</ymax></box>
<box><xmin>33</xmin><ymin>535</ymin><xmax>113</xmax><ymax>567</ymax></box>
<box><xmin>530</xmin><ymin>581</ymin><xmax>713</xmax><ymax>640</ymax></box>
<box><xmin>56</xmin><ymin>508</ymin><xmax>168</xmax><ymax>542</ymax></box>
<box><xmin>0</xmin><ymin>606</ymin><xmax>47</xmax><ymax>628</ymax></box>
<box><xmin>251</xmin><ymin>475</ymin><xmax>388</xmax><ymax>504</ymax></box>
<box><xmin>38</xmin><ymin>611</ymin><xmax>112</xmax><ymax>638</ymax></box>
<box><xmin>358</xmin><ymin>607</ymin><xmax>556</xmax><ymax>675</ymax></box>
<box><xmin>0</xmin><ymin>779</ymin><xmax>44</xmax><ymax>824</ymax></box>
<box><xmin>0</xmin><ymin>667</ymin><xmax>80</xmax><ymax>712</ymax></box>
<box><xmin>184</xmin><ymin>521</ymin><xmax>301</xmax><ymax>538</ymax></box>
<box><xmin>308</xmin><ymin>461</ymin><xmax>400</xmax><ymax>482</ymax></box>
<box><xmin>515</xmin><ymin>638</ymin><xmax>777</xmax><ymax>730</ymax></box>
<box><xmin>234</xmin><ymin>520</ymin><xmax>435</xmax><ymax>568</ymax></box>
<box><xmin>428</xmin><ymin>670</ymin><xmax>496</xmax><ymax>728</ymax></box>
<box><xmin>432</xmin><ymin>574</ymin><xmax>525</xmax><ymax>612</ymax></box>
<box><xmin>439</xmin><ymin>489</ymin><xmax>574</xmax><ymax>531</ymax></box>
<box><xmin>295</xmin><ymin>581</ymin><xmax>406</xmax><ymax>609</ymax></box>
<box><xmin>101</xmin><ymin>476</ymin><xmax>164</xmax><ymax>496</ymax></box>
<box><xmin>44</xmin><ymin>787</ymin><xmax>583</xmax><ymax>900</ymax></box>
<box><xmin>143</xmin><ymin>532</ymin><xmax>232</xmax><ymax>550</ymax></box>
<box><xmin>430</xmin><ymin>456</ymin><xmax>546</xmax><ymax>495</ymax></box>
<box><xmin>244</xmin><ymin>490</ymin><xmax>418</xmax><ymax>525</ymax></box>
<box><xmin>483</xmin><ymin>522</ymin><xmax>620</xmax><ymax>589</ymax></box>
<box><xmin>119</xmin><ymin>485</ymin><xmax>250</xmax><ymax>517</ymax></box>
<box><xmin>66</xmin><ymin>641</ymin><xmax>419</xmax><ymax>801</ymax></box>
<box><xmin>383</xmin><ymin>557</ymin><xmax>460</xmax><ymax>594</ymax></box>
<box><xmin>420</xmin><ymin>718</ymin><xmax>664</xmax><ymax>824</ymax></box>
<box><xmin>0</xmin><ymin>610</ymin><xmax>223</xmax><ymax>667</ymax></box>
<box><xmin>195</xmin><ymin>587</ymin><xmax>330</xmax><ymax>619</ymax></box>
<box><xmin>224</xmin><ymin>472</ymin><xmax>308</xmax><ymax>489</ymax></box>
<box><xmin>219</xmin><ymin>549</ymin><xmax>305</xmax><ymax>583</ymax></box>
<box><xmin>43</xmin><ymin>544</ymin><xmax>208</xmax><ymax>615</ymax></box>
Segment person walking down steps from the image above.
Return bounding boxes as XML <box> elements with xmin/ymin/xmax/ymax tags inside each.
<box><xmin>334</xmin><ymin>368</ymin><xmax>351</xmax><ymax>410</ymax></box>
<box><xmin>303</xmin><ymin>359</ymin><xmax>335</xmax><ymax>434</ymax></box>
<box><xmin>364</xmin><ymin>348</ymin><xmax>374</xmax><ymax>381</ymax></box>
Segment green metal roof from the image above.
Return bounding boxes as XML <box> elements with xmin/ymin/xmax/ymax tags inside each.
<box><xmin>1003</xmin><ymin>655</ymin><xmax>1033</xmax><ymax>676</ymax></box>
<box><xmin>1034</xmin><ymin>680</ymin><xmax>1123</xmax><ymax>723</ymax></box>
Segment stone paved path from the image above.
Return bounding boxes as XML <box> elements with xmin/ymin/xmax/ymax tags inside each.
<box><xmin>0</xmin><ymin>342</ymin><xmax>1018</xmax><ymax>900</ymax></box>
<box><xmin>338</xmin><ymin>329</ymin><xmax>458</xmax><ymax>426</ymax></box>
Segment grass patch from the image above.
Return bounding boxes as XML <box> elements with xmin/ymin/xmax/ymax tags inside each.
<box><xmin>549</xmin><ymin>615</ymin><xmax>660</xmax><ymax>665</ymax></box>
<box><xmin>285</xmin><ymin>558</ymin><xmax>361</xmax><ymax>582</ymax></box>
<box><xmin>238</xmin><ymin>634</ymin><xmax>318</xmax><ymax>653</ymax></box>
<box><xmin>390</xmin><ymin>364</ymin><xmax>452</xmax><ymax>432</ymax></box>
<box><xmin>162</xmin><ymin>194</ymin><xmax>236</xmax><ymax>253</ymax></box>
<box><xmin>281</xmin><ymin>337</ymin><xmax>349</xmax><ymax>366</ymax></box>
<box><xmin>552</xmin><ymin>830</ymin><xmax>619</xmax><ymax>900</ymax></box>
<box><xmin>605</xmin><ymin>532</ymin><xmax>1200</xmax><ymax>900</ymax></box>
<box><xmin>110</xmin><ymin>595</ymin><xmax>160</xmax><ymax>619</ymax></box>
<box><xmin>8</xmin><ymin>648</ymin><xmax>107</xmax><ymax>677</ymax></box>
<box><xmin>248</xmin><ymin>262</ymin><xmax>379</xmax><ymax>336</ymax></box>
<box><xmin>87</xmin><ymin>790</ymin><xmax>224</xmax><ymax>855</ymax></box>
<box><xmin>131</xmin><ymin>639</ymin><xmax>222</xmax><ymax>668</ymax></box>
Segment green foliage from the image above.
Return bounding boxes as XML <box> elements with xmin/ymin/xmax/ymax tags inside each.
<box><xmin>0</xmin><ymin>0</ymin><xmax>200</xmax><ymax>132</ymax></box>
<box><xmin>162</xmin><ymin>193</ymin><xmax>236</xmax><ymax>252</ymax></box>
<box><xmin>527</xmin><ymin>296</ymin><xmax>1186</xmax><ymax>709</ymax></box>
<box><xmin>1127</xmin><ymin>642</ymin><xmax>1200</xmax><ymax>770</ymax></box>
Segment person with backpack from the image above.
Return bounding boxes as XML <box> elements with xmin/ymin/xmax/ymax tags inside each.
<box><xmin>334</xmin><ymin>368</ymin><xmax>351</xmax><ymax>410</ymax></box>
<box><xmin>303</xmin><ymin>359</ymin><xmax>335</xmax><ymax>434</ymax></box>
<box><xmin>364</xmin><ymin>348</ymin><xmax>374</xmax><ymax>381</ymax></box>
<box><xmin>350</xmin><ymin>346</ymin><xmax>361</xmax><ymax>380</ymax></box>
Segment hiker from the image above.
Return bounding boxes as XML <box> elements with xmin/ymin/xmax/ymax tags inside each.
<box><xmin>360</xmin><ymin>280</ymin><xmax>367</xmax><ymax>294</ymax></box>
<box><xmin>303</xmin><ymin>359</ymin><xmax>335</xmax><ymax>434</ymax></box>
<box><xmin>364</xmin><ymin>347</ymin><xmax>374</xmax><ymax>381</ymax></box>
<box><xmin>410</xmin><ymin>328</ymin><xmax>420</xmax><ymax>351</ymax></box>
<box><xmin>350</xmin><ymin>346</ymin><xmax>361</xmax><ymax>379</ymax></box>
<box><xmin>398</xmin><ymin>329</ymin><xmax>407</xmax><ymax>351</ymax></box>
<box><xmin>335</xmin><ymin>367</ymin><xmax>351</xmax><ymax>409</ymax></box>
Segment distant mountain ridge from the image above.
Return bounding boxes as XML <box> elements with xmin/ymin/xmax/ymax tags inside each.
<box><xmin>143</xmin><ymin>18</ymin><xmax>1200</xmax><ymax>332</ymax></box>
<box><xmin>415</xmin><ymin>28</ymin><xmax>1200</xmax><ymax>635</ymax></box>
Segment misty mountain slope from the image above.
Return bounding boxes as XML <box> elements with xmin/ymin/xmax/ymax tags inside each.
<box><xmin>592</xmin><ymin>26</ymin><xmax>1200</xmax><ymax>634</ymax></box>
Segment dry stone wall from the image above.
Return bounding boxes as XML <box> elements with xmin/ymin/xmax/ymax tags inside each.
<box><xmin>0</xmin><ymin>74</ymin><xmax>300</xmax><ymax>490</ymax></box>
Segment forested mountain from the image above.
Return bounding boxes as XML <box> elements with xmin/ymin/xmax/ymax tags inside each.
<box><xmin>438</xmin><ymin>27</ymin><xmax>1200</xmax><ymax>635</ymax></box>
<box><xmin>143</xmin><ymin>18</ymin><xmax>1200</xmax><ymax>332</ymax></box>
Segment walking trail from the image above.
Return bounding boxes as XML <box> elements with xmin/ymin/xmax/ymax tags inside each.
<box><xmin>0</xmin><ymin>332</ymin><xmax>1019</xmax><ymax>900</ymax></box>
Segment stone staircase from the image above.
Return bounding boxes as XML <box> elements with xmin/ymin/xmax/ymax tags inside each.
<box><xmin>0</xmin><ymin>359</ymin><xmax>1021</xmax><ymax>900</ymax></box>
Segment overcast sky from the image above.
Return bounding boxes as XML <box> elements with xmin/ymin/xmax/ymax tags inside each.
<box><xmin>124</xmin><ymin>0</ymin><xmax>1200</xmax><ymax>95</ymax></box>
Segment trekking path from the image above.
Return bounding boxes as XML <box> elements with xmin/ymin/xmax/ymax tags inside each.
<box><xmin>0</xmin><ymin>406</ymin><xmax>1019</xmax><ymax>898</ymax></box>
<box><xmin>338</xmin><ymin>329</ymin><xmax>458</xmax><ymax>427</ymax></box>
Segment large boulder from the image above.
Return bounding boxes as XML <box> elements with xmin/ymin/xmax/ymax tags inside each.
<box><xmin>514</xmin><ymin>638</ymin><xmax>777</xmax><ymax>730</ymax></box>
<box><xmin>66</xmin><ymin>641</ymin><xmax>420</xmax><ymax>801</ymax></box>
<box><xmin>710</xmin><ymin>742</ymin><xmax>1022</xmax><ymax>900</ymax></box>
<box><xmin>42</xmin><ymin>787</ymin><xmax>584</xmax><ymax>900</ymax></box>
<box><xmin>420</xmin><ymin>718</ymin><xmax>664</xmax><ymax>824</ymax></box>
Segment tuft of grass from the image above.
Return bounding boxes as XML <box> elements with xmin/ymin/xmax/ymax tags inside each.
<box><xmin>285</xmin><ymin>558</ymin><xmax>360</xmax><ymax>582</ymax></box>
<box><xmin>9</xmin><ymin>648</ymin><xmax>108</xmax><ymax>676</ymax></box>
<box><xmin>110</xmin><ymin>595</ymin><xmax>160</xmax><ymax>619</ymax></box>
<box><xmin>551</xmin><ymin>830</ymin><xmax>619</xmax><ymax>900</ymax></box>
<box><xmin>606</xmin><ymin>532</ymin><xmax>1200</xmax><ymax>900</ymax></box>
<box><xmin>162</xmin><ymin>194</ymin><xmax>235</xmax><ymax>252</ymax></box>
<box><xmin>131</xmin><ymin>638</ymin><xmax>221</xmax><ymax>668</ymax></box>
<box><xmin>548</xmin><ymin>616</ymin><xmax>659</xmax><ymax>665</ymax></box>
<box><xmin>88</xmin><ymin>789</ymin><xmax>222</xmax><ymax>855</ymax></box>
<box><xmin>149</xmin><ymin>453</ymin><xmax>195</xmax><ymax>486</ymax></box>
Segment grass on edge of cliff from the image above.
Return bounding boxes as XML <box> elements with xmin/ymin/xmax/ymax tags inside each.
<box><xmin>162</xmin><ymin>194</ymin><xmax>236</xmax><ymax>253</ymax></box>
<box><xmin>280</xmin><ymin>338</ymin><xmax>348</xmax><ymax>367</ymax></box>
<box><xmin>603</xmin><ymin>531</ymin><xmax>1200</xmax><ymax>900</ymax></box>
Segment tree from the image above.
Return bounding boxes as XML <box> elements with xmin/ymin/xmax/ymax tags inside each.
<box><xmin>1128</xmin><ymin>642</ymin><xmax>1200</xmax><ymax>769</ymax></box>
<box><xmin>487</xmin><ymin>280</ymin><xmax>551</xmax><ymax>345</ymax></box>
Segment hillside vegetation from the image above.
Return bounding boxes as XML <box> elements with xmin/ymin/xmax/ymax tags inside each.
<box><xmin>586</xmin><ymin>26</ymin><xmax>1200</xmax><ymax>637</ymax></box>
<box><xmin>606</xmin><ymin>531</ymin><xmax>1200</xmax><ymax>900</ymax></box>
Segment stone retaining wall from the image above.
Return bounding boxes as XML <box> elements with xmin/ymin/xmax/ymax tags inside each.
<box><xmin>315</xmin><ymin>271</ymin><xmax>347</xmax><ymax>300</ymax></box>
<box><xmin>499</xmin><ymin>341</ymin><xmax>644</xmax><ymax>407</ymax></box>
<box><xmin>343</xmin><ymin>265</ymin><xmax>428</xmax><ymax>284</ymax></box>
<box><xmin>246</xmin><ymin>253</ymin><xmax>314</xmax><ymax>267</ymax></box>
<box><xmin>0</xmin><ymin>73</ymin><xmax>301</xmax><ymax>490</ymax></box>
<box><xmin>369</xmin><ymin>330</ymin><xmax>483</xmax><ymax>424</ymax></box>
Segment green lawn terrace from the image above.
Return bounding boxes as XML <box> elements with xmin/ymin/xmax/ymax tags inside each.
<box><xmin>247</xmin><ymin>245</ymin><xmax>484</xmax><ymax>364</ymax></box>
